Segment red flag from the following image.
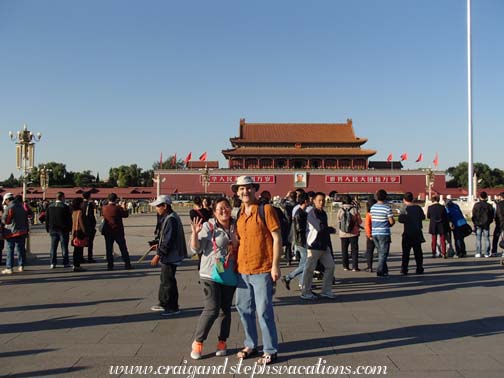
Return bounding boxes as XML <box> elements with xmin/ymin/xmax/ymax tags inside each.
<box><xmin>199</xmin><ymin>152</ymin><xmax>207</xmax><ymax>161</ymax></box>
<box><xmin>415</xmin><ymin>153</ymin><xmax>423</xmax><ymax>162</ymax></box>
<box><xmin>184</xmin><ymin>152</ymin><xmax>192</xmax><ymax>165</ymax></box>
<box><xmin>160</xmin><ymin>152</ymin><xmax>163</xmax><ymax>168</ymax></box>
<box><xmin>433</xmin><ymin>153</ymin><xmax>439</xmax><ymax>168</ymax></box>
<box><xmin>400</xmin><ymin>153</ymin><xmax>408</xmax><ymax>161</ymax></box>
<box><xmin>386</xmin><ymin>153</ymin><xmax>393</xmax><ymax>162</ymax></box>
<box><xmin>171</xmin><ymin>153</ymin><xmax>177</xmax><ymax>167</ymax></box>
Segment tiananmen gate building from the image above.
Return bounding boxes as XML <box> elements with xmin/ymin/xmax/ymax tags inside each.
<box><xmin>156</xmin><ymin>119</ymin><xmax>446</xmax><ymax>200</ymax></box>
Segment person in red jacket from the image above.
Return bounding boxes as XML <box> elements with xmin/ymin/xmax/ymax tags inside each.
<box><xmin>364</xmin><ymin>198</ymin><xmax>377</xmax><ymax>272</ymax></box>
<box><xmin>101</xmin><ymin>193</ymin><xmax>133</xmax><ymax>271</ymax></box>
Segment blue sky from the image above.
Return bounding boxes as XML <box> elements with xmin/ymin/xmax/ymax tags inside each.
<box><xmin>0</xmin><ymin>0</ymin><xmax>502</xmax><ymax>181</ymax></box>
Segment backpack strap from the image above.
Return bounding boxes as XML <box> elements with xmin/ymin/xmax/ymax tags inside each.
<box><xmin>195</xmin><ymin>209</ymin><xmax>205</xmax><ymax>220</ymax></box>
<box><xmin>207</xmin><ymin>221</ymin><xmax>218</xmax><ymax>253</ymax></box>
<box><xmin>258</xmin><ymin>203</ymin><xmax>266</xmax><ymax>225</ymax></box>
<box><xmin>236</xmin><ymin>203</ymin><xmax>267</xmax><ymax>226</ymax></box>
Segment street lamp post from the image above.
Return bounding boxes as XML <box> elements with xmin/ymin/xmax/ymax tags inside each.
<box><xmin>9</xmin><ymin>124</ymin><xmax>42</xmax><ymax>259</ymax></box>
<box><xmin>39</xmin><ymin>165</ymin><xmax>52</xmax><ymax>201</ymax></box>
<box><xmin>152</xmin><ymin>172</ymin><xmax>166</xmax><ymax>198</ymax></box>
<box><xmin>201</xmin><ymin>165</ymin><xmax>210</xmax><ymax>194</ymax></box>
<box><xmin>425</xmin><ymin>168</ymin><xmax>435</xmax><ymax>201</ymax></box>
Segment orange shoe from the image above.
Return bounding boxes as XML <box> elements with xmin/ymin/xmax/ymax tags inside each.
<box><xmin>190</xmin><ymin>341</ymin><xmax>203</xmax><ymax>360</ymax></box>
<box><xmin>216</xmin><ymin>340</ymin><xmax>227</xmax><ymax>356</ymax></box>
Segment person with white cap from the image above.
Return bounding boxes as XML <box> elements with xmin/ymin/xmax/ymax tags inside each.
<box><xmin>2</xmin><ymin>193</ymin><xmax>29</xmax><ymax>274</ymax></box>
<box><xmin>149</xmin><ymin>195</ymin><xmax>188</xmax><ymax>316</ymax></box>
<box><xmin>232</xmin><ymin>175</ymin><xmax>282</xmax><ymax>365</ymax></box>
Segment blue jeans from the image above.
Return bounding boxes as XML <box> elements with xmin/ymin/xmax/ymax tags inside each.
<box><xmin>6</xmin><ymin>236</ymin><xmax>26</xmax><ymax>269</ymax></box>
<box><xmin>475</xmin><ymin>227</ymin><xmax>490</xmax><ymax>255</ymax></box>
<box><xmin>286</xmin><ymin>246</ymin><xmax>307</xmax><ymax>284</ymax></box>
<box><xmin>373</xmin><ymin>235</ymin><xmax>391</xmax><ymax>275</ymax></box>
<box><xmin>50</xmin><ymin>231</ymin><xmax>70</xmax><ymax>266</ymax></box>
<box><xmin>235</xmin><ymin>272</ymin><xmax>278</xmax><ymax>354</ymax></box>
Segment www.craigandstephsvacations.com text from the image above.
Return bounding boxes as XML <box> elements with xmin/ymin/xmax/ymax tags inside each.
<box><xmin>109</xmin><ymin>358</ymin><xmax>388</xmax><ymax>377</ymax></box>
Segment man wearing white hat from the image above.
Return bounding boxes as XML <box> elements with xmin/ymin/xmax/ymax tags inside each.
<box><xmin>149</xmin><ymin>195</ymin><xmax>188</xmax><ymax>316</ymax></box>
<box><xmin>232</xmin><ymin>176</ymin><xmax>282</xmax><ymax>365</ymax></box>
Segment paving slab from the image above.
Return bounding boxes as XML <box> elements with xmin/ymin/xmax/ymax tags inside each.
<box><xmin>1</xmin><ymin>211</ymin><xmax>504</xmax><ymax>377</ymax></box>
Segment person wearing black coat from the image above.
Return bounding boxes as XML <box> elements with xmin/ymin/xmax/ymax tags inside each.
<box><xmin>398</xmin><ymin>192</ymin><xmax>426</xmax><ymax>274</ymax></box>
<box><xmin>281</xmin><ymin>193</ymin><xmax>309</xmax><ymax>290</ymax></box>
<box><xmin>491</xmin><ymin>192</ymin><xmax>504</xmax><ymax>255</ymax></box>
<box><xmin>427</xmin><ymin>195</ymin><xmax>448</xmax><ymax>258</ymax></box>
<box><xmin>472</xmin><ymin>191</ymin><xmax>494</xmax><ymax>258</ymax></box>
<box><xmin>45</xmin><ymin>192</ymin><xmax>73</xmax><ymax>268</ymax></box>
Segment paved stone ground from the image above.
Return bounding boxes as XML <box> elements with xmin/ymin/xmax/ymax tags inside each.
<box><xmin>1</xmin><ymin>211</ymin><xmax>504</xmax><ymax>378</ymax></box>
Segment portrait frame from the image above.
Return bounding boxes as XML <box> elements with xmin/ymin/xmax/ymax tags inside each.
<box><xmin>294</xmin><ymin>171</ymin><xmax>307</xmax><ymax>188</ymax></box>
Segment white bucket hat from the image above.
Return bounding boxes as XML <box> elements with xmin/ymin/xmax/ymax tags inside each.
<box><xmin>231</xmin><ymin>176</ymin><xmax>260</xmax><ymax>193</ymax></box>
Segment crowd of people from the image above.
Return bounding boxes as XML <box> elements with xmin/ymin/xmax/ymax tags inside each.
<box><xmin>0</xmin><ymin>191</ymin><xmax>135</xmax><ymax>274</ymax></box>
<box><xmin>2</xmin><ymin>176</ymin><xmax>504</xmax><ymax>365</ymax></box>
<box><xmin>147</xmin><ymin>176</ymin><xmax>504</xmax><ymax>365</ymax></box>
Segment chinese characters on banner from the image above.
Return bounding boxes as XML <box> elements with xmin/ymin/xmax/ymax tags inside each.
<box><xmin>325</xmin><ymin>175</ymin><xmax>401</xmax><ymax>184</ymax></box>
<box><xmin>205</xmin><ymin>175</ymin><xmax>276</xmax><ymax>184</ymax></box>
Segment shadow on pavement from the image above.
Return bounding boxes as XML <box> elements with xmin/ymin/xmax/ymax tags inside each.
<box><xmin>282</xmin><ymin>315</ymin><xmax>504</xmax><ymax>360</ymax></box>
<box><xmin>7</xmin><ymin>367</ymin><xmax>87</xmax><ymax>378</ymax></box>
<box><xmin>0</xmin><ymin>349</ymin><xmax>57</xmax><ymax>358</ymax></box>
<box><xmin>0</xmin><ymin>298</ymin><xmax>142</xmax><ymax>313</ymax></box>
<box><xmin>0</xmin><ymin>307</ymin><xmax>204</xmax><ymax>334</ymax></box>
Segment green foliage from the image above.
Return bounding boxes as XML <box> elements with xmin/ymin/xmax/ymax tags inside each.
<box><xmin>1</xmin><ymin>162</ymin><xmax>152</xmax><ymax>188</ymax></box>
<box><xmin>74</xmin><ymin>170</ymin><xmax>97</xmax><ymax>187</ymax></box>
<box><xmin>447</xmin><ymin>162</ymin><xmax>504</xmax><ymax>188</ymax></box>
<box><xmin>108</xmin><ymin>164</ymin><xmax>151</xmax><ymax>187</ymax></box>
<box><xmin>153</xmin><ymin>155</ymin><xmax>184</xmax><ymax>170</ymax></box>
<box><xmin>0</xmin><ymin>173</ymin><xmax>20</xmax><ymax>187</ymax></box>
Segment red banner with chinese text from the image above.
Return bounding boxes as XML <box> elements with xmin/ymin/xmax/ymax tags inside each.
<box><xmin>325</xmin><ymin>175</ymin><xmax>401</xmax><ymax>184</ymax></box>
<box><xmin>205</xmin><ymin>175</ymin><xmax>276</xmax><ymax>184</ymax></box>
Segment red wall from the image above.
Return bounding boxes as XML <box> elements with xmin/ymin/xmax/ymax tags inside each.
<box><xmin>158</xmin><ymin>170</ymin><xmax>445</xmax><ymax>199</ymax></box>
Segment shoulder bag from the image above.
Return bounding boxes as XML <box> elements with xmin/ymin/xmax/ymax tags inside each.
<box><xmin>208</xmin><ymin>222</ymin><xmax>238</xmax><ymax>286</ymax></box>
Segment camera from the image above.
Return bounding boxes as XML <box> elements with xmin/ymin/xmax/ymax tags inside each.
<box><xmin>148</xmin><ymin>239</ymin><xmax>158</xmax><ymax>246</ymax></box>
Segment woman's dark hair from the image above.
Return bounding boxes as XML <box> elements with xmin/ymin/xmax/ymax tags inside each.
<box><xmin>203</xmin><ymin>197</ymin><xmax>212</xmax><ymax>207</ymax></box>
<box><xmin>193</xmin><ymin>196</ymin><xmax>202</xmax><ymax>206</ymax></box>
<box><xmin>341</xmin><ymin>194</ymin><xmax>352</xmax><ymax>205</ymax></box>
<box><xmin>72</xmin><ymin>197</ymin><xmax>84</xmax><ymax>211</ymax></box>
<box><xmin>366</xmin><ymin>198</ymin><xmax>377</xmax><ymax>212</ymax></box>
<box><xmin>212</xmin><ymin>197</ymin><xmax>231</xmax><ymax>212</ymax></box>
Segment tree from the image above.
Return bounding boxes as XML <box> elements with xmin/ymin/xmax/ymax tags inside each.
<box><xmin>0</xmin><ymin>173</ymin><xmax>20</xmax><ymax>187</ymax></box>
<box><xmin>140</xmin><ymin>170</ymin><xmax>154</xmax><ymax>187</ymax></box>
<box><xmin>446</xmin><ymin>162</ymin><xmax>468</xmax><ymax>188</ymax></box>
<box><xmin>74</xmin><ymin>170</ymin><xmax>97</xmax><ymax>187</ymax></box>
<box><xmin>446</xmin><ymin>162</ymin><xmax>504</xmax><ymax>188</ymax></box>
<box><xmin>152</xmin><ymin>155</ymin><xmax>183</xmax><ymax>170</ymax></box>
<box><xmin>108</xmin><ymin>164</ymin><xmax>146</xmax><ymax>187</ymax></box>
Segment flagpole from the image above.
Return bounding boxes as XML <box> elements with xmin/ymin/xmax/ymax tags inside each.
<box><xmin>467</xmin><ymin>0</ymin><xmax>474</xmax><ymax>200</ymax></box>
